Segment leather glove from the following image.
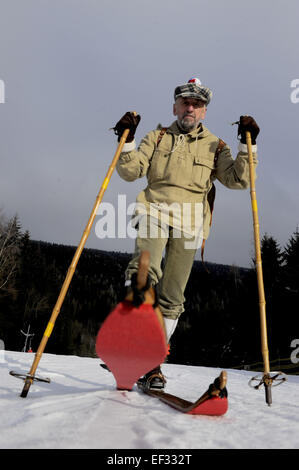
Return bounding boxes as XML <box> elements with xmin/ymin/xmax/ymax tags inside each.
<box><xmin>113</xmin><ymin>112</ymin><xmax>141</xmax><ymax>142</ymax></box>
<box><xmin>238</xmin><ymin>115</ymin><xmax>260</xmax><ymax>145</ymax></box>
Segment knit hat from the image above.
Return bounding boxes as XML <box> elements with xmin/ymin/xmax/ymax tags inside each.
<box><xmin>174</xmin><ymin>78</ymin><xmax>212</xmax><ymax>105</ymax></box>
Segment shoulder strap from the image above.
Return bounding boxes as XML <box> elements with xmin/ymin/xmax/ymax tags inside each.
<box><xmin>214</xmin><ymin>138</ymin><xmax>226</xmax><ymax>165</ymax></box>
<box><xmin>156</xmin><ymin>127</ymin><xmax>168</xmax><ymax>148</ymax></box>
<box><xmin>208</xmin><ymin>138</ymin><xmax>226</xmax><ymax>217</ymax></box>
<box><xmin>201</xmin><ymin>138</ymin><xmax>226</xmax><ymax>268</ymax></box>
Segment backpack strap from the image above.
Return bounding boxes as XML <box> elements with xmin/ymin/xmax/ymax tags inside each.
<box><xmin>213</xmin><ymin>138</ymin><xmax>226</xmax><ymax>166</ymax></box>
<box><xmin>201</xmin><ymin>138</ymin><xmax>226</xmax><ymax>267</ymax></box>
<box><xmin>156</xmin><ymin>127</ymin><xmax>168</xmax><ymax>148</ymax></box>
<box><xmin>208</xmin><ymin>138</ymin><xmax>226</xmax><ymax>222</ymax></box>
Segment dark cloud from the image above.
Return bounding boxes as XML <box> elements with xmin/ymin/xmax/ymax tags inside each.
<box><xmin>0</xmin><ymin>0</ymin><xmax>298</xmax><ymax>267</ymax></box>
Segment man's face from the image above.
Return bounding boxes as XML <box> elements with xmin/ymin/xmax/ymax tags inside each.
<box><xmin>173</xmin><ymin>97</ymin><xmax>207</xmax><ymax>132</ymax></box>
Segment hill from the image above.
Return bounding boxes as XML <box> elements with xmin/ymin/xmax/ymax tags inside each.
<box><xmin>1</xmin><ymin>350</ymin><xmax>298</xmax><ymax>450</ymax></box>
<box><xmin>1</xmin><ymin>239</ymin><xmax>298</xmax><ymax>373</ymax></box>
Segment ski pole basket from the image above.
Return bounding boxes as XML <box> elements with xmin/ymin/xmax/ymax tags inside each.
<box><xmin>9</xmin><ymin>370</ymin><xmax>51</xmax><ymax>383</ymax></box>
<box><xmin>248</xmin><ymin>371</ymin><xmax>287</xmax><ymax>405</ymax></box>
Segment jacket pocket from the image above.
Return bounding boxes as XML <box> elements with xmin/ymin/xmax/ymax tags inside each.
<box><xmin>192</xmin><ymin>156</ymin><xmax>215</xmax><ymax>189</ymax></box>
<box><xmin>148</xmin><ymin>150</ymin><xmax>169</xmax><ymax>181</ymax></box>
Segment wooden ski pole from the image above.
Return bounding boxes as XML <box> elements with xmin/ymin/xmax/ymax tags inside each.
<box><xmin>246</xmin><ymin>130</ymin><xmax>272</xmax><ymax>405</ymax></box>
<box><xmin>19</xmin><ymin>124</ymin><xmax>133</xmax><ymax>398</ymax></box>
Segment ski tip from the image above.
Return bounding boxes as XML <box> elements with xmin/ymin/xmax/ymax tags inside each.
<box><xmin>219</xmin><ymin>370</ymin><xmax>227</xmax><ymax>390</ymax></box>
<box><xmin>209</xmin><ymin>371</ymin><xmax>228</xmax><ymax>399</ymax></box>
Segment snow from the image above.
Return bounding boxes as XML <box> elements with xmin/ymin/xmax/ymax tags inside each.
<box><xmin>1</xmin><ymin>350</ymin><xmax>299</xmax><ymax>450</ymax></box>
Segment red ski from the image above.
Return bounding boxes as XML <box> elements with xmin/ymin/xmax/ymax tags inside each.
<box><xmin>96</xmin><ymin>250</ymin><xmax>228</xmax><ymax>416</ymax></box>
<box><xmin>100</xmin><ymin>363</ymin><xmax>228</xmax><ymax>416</ymax></box>
<box><xmin>137</xmin><ymin>371</ymin><xmax>228</xmax><ymax>416</ymax></box>
<box><xmin>96</xmin><ymin>251</ymin><xmax>168</xmax><ymax>390</ymax></box>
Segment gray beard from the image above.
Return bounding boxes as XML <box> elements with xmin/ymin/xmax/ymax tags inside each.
<box><xmin>177</xmin><ymin>116</ymin><xmax>199</xmax><ymax>132</ymax></box>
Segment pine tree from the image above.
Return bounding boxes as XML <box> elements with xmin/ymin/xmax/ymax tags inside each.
<box><xmin>283</xmin><ymin>228</ymin><xmax>299</xmax><ymax>294</ymax></box>
<box><xmin>0</xmin><ymin>213</ymin><xmax>24</xmax><ymax>349</ymax></box>
<box><xmin>260</xmin><ymin>233</ymin><xmax>284</xmax><ymax>359</ymax></box>
<box><xmin>261</xmin><ymin>233</ymin><xmax>283</xmax><ymax>295</ymax></box>
<box><xmin>0</xmin><ymin>213</ymin><xmax>22</xmax><ymax>293</ymax></box>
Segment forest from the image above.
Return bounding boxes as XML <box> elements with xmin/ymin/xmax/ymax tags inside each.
<box><xmin>0</xmin><ymin>211</ymin><xmax>298</xmax><ymax>374</ymax></box>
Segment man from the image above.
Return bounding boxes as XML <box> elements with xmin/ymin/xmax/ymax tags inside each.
<box><xmin>113</xmin><ymin>78</ymin><xmax>259</xmax><ymax>389</ymax></box>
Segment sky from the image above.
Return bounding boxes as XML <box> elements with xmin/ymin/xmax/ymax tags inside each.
<box><xmin>0</xmin><ymin>0</ymin><xmax>298</xmax><ymax>268</ymax></box>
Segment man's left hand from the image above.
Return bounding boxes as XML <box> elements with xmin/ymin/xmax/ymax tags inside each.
<box><xmin>238</xmin><ymin>115</ymin><xmax>260</xmax><ymax>145</ymax></box>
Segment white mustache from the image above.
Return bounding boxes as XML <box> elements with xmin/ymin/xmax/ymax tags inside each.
<box><xmin>183</xmin><ymin>113</ymin><xmax>195</xmax><ymax>118</ymax></box>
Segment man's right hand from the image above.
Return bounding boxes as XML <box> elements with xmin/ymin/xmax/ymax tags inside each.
<box><xmin>113</xmin><ymin>112</ymin><xmax>141</xmax><ymax>142</ymax></box>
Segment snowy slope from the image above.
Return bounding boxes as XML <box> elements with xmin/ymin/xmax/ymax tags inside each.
<box><xmin>0</xmin><ymin>350</ymin><xmax>298</xmax><ymax>449</ymax></box>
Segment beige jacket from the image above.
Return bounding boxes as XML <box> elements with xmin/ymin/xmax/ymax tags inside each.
<box><xmin>116</xmin><ymin>120</ymin><xmax>257</xmax><ymax>239</ymax></box>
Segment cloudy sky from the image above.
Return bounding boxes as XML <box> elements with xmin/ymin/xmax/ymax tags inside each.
<box><xmin>0</xmin><ymin>0</ymin><xmax>298</xmax><ymax>268</ymax></box>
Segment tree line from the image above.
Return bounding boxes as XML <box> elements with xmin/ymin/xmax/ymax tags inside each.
<box><xmin>0</xmin><ymin>210</ymin><xmax>298</xmax><ymax>373</ymax></box>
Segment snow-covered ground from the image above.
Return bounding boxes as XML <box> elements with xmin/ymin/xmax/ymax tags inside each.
<box><xmin>1</xmin><ymin>350</ymin><xmax>298</xmax><ymax>450</ymax></box>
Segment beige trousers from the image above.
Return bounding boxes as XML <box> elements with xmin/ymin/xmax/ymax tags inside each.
<box><xmin>126</xmin><ymin>216</ymin><xmax>199</xmax><ymax>320</ymax></box>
